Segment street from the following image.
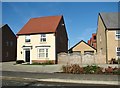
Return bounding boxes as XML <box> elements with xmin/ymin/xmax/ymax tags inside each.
<box><xmin>2</xmin><ymin>77</ymin><xmax>119</xmax><ymax>87</ymax></box>
<box><xmin>1</xmin><ymin>71</ymin><xmax>120</xmax><ymax>88</ymax></box>
<box><xmin>2</xmin><ymin>71</ymin><xmax>119</xmax><ymax>81</ymax></box>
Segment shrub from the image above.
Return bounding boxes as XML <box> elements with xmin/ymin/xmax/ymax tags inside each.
<box><xmin>104</xmin><ymin>66</ymin><xmax>120</xmax><ymax>74</ymax></box>
<box><xmin>83</xmin><ymin>65</ymin><xmax>103</xmax><ymax>74</ymax></box>
<box><xmin>32</xmin><ymin>60</ymin><xmax>54</xmax><ymax>65</ymax></box>
<box><xmin>62</xmin><ymin>64</ymin><xmax>120</xmax><ymax>75</ymax></box>
<box><xmin>16</xmin><ymin>60</ymin><xmax>24</xmax><ymax>64</ymax></box>
<box><xmin>62</xmin><ymin>64</ymin><xmax>84</xmax><ymax>74</ymax></box>
<box><xmin>105</xmin><ymin>66</ymin><xmax>113</xmax><ymax>74</ymax></box>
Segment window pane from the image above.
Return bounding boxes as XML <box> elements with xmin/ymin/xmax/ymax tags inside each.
<box><xmin>41</xmin><ymin>34</ymin><xmax>46</xmax><ymax>37</ymax></box>
<box><xmin>117</xmin><ymin>52</ymin><xmax>120</xmax><ymax>56</ymax></box>
<box><xmin>39</xmin><ymin>49</ymin><xmax>44</xmax><ymax>52</ymax></box>
<box><xmin>40</xmin><ymin>53</ymin><xmax>45</xmax><ymax>57</ymax></box>
<box><xmin>43</xmin><ymin>38</ymin><xmax>46</xmax><ymax>41</ymax></box>
<box><xmin>25</xmin><ymin>35</ymin><xmax>30</xmax><ymax>42</ymax></box>
<box><xmin>117</xmin><ymin>47</ymin><xmax>120</xmax><ymax>51</ymax></box>
<box><xmin>26</xmin><ymin>35</ymin><xmax>30</xmax><ymax>39</ymax></box>
<box><xmin>116</xmin><ymin>30</ymin><xmax>120</xmax><ymax>34</ymax></box>
<box><xmin>40</xmin><ymin>34</ymin><xmax>46</xmax><ymax>42</ymax></box>
<box><xmin>116</xmin><ymin>35</ymin><xmax>120</xmax><ymax>39</ymax></box>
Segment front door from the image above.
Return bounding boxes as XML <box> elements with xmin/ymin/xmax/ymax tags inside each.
<box><xmin>25</xmin><ymin>50</ymin><xmax>30</xmax><ymax>62</ymax></box>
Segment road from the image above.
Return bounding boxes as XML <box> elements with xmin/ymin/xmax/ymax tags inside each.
<box><xmin>1</xmin><ymin>71</ymin><xmax>120</xmax><ymax>87</ymax></box>
<box><xmin>2</xmin><ymin>78</ymin><xmax>119</xmax><ymax>87</ymax></box>
<box><xmin>2</xmin><ymin>71</ymin><xmax>119</xmax><ymax>81</ymax></box>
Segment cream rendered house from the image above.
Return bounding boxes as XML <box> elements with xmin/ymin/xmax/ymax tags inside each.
<box><xmin>97</xmin><ymin>13</ymin><xmax>120</xmax><ymax>63</ymax></box>
<box><xmin>17</xmin><ymin>16</ymin><xmax>68</xmax><ymax>64</ymax></box>
<box><xmin>69</xmin><ymin>40</ymin><xmax>96</xmax><ymax>55</ymax></box>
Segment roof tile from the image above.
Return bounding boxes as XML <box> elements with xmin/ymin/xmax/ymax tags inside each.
<box><xmin>17</xmin><ymin>15</ymin><xmax>62</xmax><ymax>35</ymax></box>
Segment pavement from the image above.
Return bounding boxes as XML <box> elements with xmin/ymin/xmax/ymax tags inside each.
<box><xmin>1</xmin><ymin>61</ymin><xmax>120</xmax><ymax>86</ymax></box>
<box><xmin>1</xmin><ymin>61</ymin><xmax>63</xmax><ymax>73</ymax></box>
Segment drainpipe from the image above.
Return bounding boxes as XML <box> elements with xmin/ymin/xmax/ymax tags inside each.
<box><xmin>105</xmin><ymin>29</ymin><xmax>108</xmax><ymax>64</ymax></box>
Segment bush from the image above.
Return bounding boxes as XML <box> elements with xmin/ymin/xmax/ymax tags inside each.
<box><xmin>83</xmin><ymin>65</ymin><xmax>103</xmax><ymax>74</ymax></box>
<box><xmin>105</xmin><ymin>66</ymin><xmax>113</xmax><ymax>74</ymax></box>
<box><xmin>105</xmin><ymin>66</ymin><xmax>120</xmax><ymax>75</ymax></box>
<box><xmin>62</xmin><ymin>64</ymin><xmax>84</xmax><ymax>74</ymax></box>
<box><xmin>62</xmin><ymin>64</ymin><xmax>120</xmax><ymax>75</ymax></box>
<box><xmin>16</xmin><ymin>60</ymin><xmax>24</xmax><ymax>64</ymax></box>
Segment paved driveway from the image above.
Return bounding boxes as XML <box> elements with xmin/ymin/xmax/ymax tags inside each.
<box><xmin>1</xmin><ymin>61</ymin><xmax>63</xmax><ymax>73</ymax></box>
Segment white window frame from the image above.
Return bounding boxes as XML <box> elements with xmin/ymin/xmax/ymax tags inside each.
<box><xmin>116</xmin><ymin>47</ymin><xmax>120</xmax><ymax>57</ymax></box>
<box><xmin>37</xmin><ymin>48</ymin><xmax>48</xmax><ymax>58</ymax></box>
<box><xmin>40</xmin><ymin>34</ymin><xmax>46</xmax><ymax>42</ymax></box>
<box><xmin>25</xmin><ymin>35</ymin><xmax>30</xmax><ymax>42</ymax></box>
<box><xmin>115</xmin><ymin>30</ymin><xmax>120</xmax><ymax>40</ymax></box>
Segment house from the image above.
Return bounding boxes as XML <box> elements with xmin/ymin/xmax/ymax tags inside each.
<box><xmin>97</xmin><ymin>13</ymin><xmax>120</xmax><ymax>63</ymax></box>
<box><xmin>0</xmin><ymin>24</ymin><xmax>17</xmax><ymax>62</ymax></box>
<box><xmin>88</xmin><ymin>33</ymin><xmax>97</xmax><ymax>49</ymax></box>
<box><xmin>69</xmin><ymin>40</ymin><xmax>96</xmax><ymax>55</ymax></box>
<box><xmin>17</xmin><ymin>15</ymin><xmax>68</xmax><ymax>64</ymax></box>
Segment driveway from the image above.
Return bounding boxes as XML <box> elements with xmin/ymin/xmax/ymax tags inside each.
<box><xmin>1</xmin><ymin>61</ymin><xmax>63</xmax><ymax>73</ymax></box>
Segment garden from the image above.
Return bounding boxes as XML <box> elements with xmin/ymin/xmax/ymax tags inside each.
<box><xmin>62</xmin><ymin>64</ymin><xmax>120</xmax><ymax>75</ymax></box>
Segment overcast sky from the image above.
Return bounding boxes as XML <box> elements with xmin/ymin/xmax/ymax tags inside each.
<box><xmin>2</xmin><ymin>2</ymin><xmax>118</xmax><ymax>48</ymax></box>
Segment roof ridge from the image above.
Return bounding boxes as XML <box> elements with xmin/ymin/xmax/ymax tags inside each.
<box><xmin>31</xmin><ymin>15</ymin><xmax>63</xmax><ymax>19</ymax></box>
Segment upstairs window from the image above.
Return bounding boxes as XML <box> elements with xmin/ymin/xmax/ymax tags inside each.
<box><xmin>116</xmin><ymin>30</ymin><xmax>120</xmax><ymax>40</ymax></box>
<box><xmin>40</xmin><ymin>34</ymin><xmax>46</xmax><ymax>42</ymax></box>
<box><xmin>25</xmin><ymin>35</ymin><xmax>30</xmax><ymax>42</ymax></box>
<box><xmin>116</xmin><ymin>47</ymin><xmax>120</xmax><ymax>56</ymax></box>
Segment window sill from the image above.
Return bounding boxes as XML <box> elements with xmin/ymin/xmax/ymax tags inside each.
<box><xmin>115</xmin><ymin>37</ymin><xmax>120</xmax><ymax>40</ymax></box>
<box><xmin>25</xmin><ymin>42</ymin><xmax>31</xmax><ymax>44</ymax></box>
<box><xmin>37</xmin><ymin>58</ymin><xmax>49</xmax><ymax>59</ymax></box>
<box><xmin>39</xmin><ymin>42</ymin><xmax>47</xmax><ymax>44</ymax></box>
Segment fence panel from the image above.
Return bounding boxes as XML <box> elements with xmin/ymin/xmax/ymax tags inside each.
<box><xmin>58</xmin><ymin>52</ymin><xmax>106</xmax><ymax>65</ymax></box>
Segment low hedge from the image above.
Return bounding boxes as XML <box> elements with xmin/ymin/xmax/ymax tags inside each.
<box><xmin>62</xmin><ymin>64</ymin><xmax>120</xmax><ymax>75</ymax></box>
<box><xmin>31</xmin><ymin>61</ymin><xmax>54</xmax><ymax>65</ymax></box>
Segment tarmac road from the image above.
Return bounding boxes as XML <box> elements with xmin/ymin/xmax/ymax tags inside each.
<box><xmin>2</xmin><ymin>78</ymin><xmax>119</xmax><ymax>88</ymax></box>
<box><xmin>2</xmin><ymin>71</ymin><xmax>119</xmax><ymax>81</ymax></box>
<box><xmin>1</xmin><ymin>71</ymin><xmax>120</xmax><ymax>88</ymax></box>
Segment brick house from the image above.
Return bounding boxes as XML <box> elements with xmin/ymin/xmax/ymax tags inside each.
<box><xmin>88</xmin><ymin>33</ymin><xmax>97</xmax><ymax>49</ymax></box>
<box><xmin>0</xmin><ymin>24</ymin><xmax>17</xmax><ymax>62</ymax></box>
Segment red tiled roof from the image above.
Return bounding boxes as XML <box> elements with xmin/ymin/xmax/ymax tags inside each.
<box><xmin>17</xmin><ymin>16</ymin><xmax>62</xmax><ymax>35</ymax></box>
